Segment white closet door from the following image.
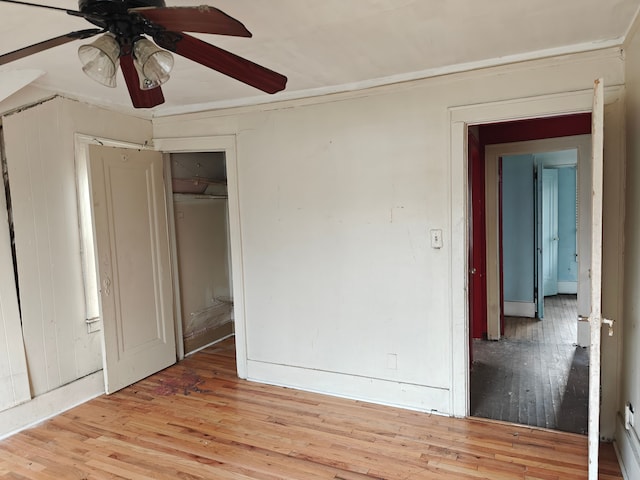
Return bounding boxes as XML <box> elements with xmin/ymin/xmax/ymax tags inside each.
<box><xmin>89</xmin><ymin>145</ymin><xmax>176</xmax><ymax>394</ymax></box>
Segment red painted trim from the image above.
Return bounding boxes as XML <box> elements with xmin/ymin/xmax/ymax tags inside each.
<box><xmin>479</xmin><ymin>113</ymin><xmax>591</xmax><ymax>146</ymax></box>
<box><xmin>468</xmin><ymin>132</ymin><xmax>487</xmax><ymax>341</ymax></box>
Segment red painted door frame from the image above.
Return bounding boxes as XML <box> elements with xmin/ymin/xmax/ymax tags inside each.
<box><xmin>468</xmin><ymin>132</ymin><xmax>487</xmax><ymax>342</ymax></box>
<box><xmin>498</xmin><ymin>158</ymin><xmax>505</xmax><ymax>336</ymax></box>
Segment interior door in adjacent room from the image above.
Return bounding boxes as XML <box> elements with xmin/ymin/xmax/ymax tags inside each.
<box><xmin>89</xmin><ymin>145</ymin><xmax>176</xmax><ymax>394</ymax></box>
<box><xmin>542</xmin><ymin>168</ymin><xmax>559</xmax><ymax>297</ymax></box>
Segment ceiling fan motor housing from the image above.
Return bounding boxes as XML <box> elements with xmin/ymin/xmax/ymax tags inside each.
<box><xmin>78</xmin><ymin>0</ymin><xmax>166</xmax><ymax>16</ymax></box>
<box><xmin>78</xmin><ymin>0</ymin><xmax>168</xmax><ymax>49</ymax></box>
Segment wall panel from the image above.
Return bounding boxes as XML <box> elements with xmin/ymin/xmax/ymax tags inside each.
<box><xmin>2</xmin><ymin>97</ymin><xmax>153</xmax><ymax>396</ymax></box>
<box><xmin>0</xmin><ymin>133</ymin><xmax>30</xmax><ymax>411</ymax></box>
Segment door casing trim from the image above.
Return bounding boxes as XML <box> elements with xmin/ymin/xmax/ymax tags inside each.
<box><xmin>152</xmin><ymin>136</ymin><xmax>248</xmax><ymax>378</ymax></box>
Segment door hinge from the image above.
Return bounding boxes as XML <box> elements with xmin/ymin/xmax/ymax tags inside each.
<box><xmin>602</xmin><ymin>318</ymin><xmax>614</xmax><ymax>336</ymax></box>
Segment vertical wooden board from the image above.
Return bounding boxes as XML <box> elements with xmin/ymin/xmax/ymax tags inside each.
<box><xmin>4</xmin><ymin>102</ymin><xmax>73</xmax><ymax>395</ymax></box>
<box><xmin>4</xmin><ymin>106</ymin><xmax>55</xmax><ymax>396</ymax></box>
<box><xmin>0</xmin><ymin>136</ymin><xmax>30</xmax><ymax>411</ymax></box>
<box><xmin>46</xmin><ymin>111</ymin><xmax>91</xmax><ymax>385</ymax></box>
<box><xmin>33</xmin><ymin>104</ymin><xmax>79</xmax><ymax>387</ymax></box>
<box><xmin>588</xmin><ymin>78</ymin><xmax>604</xmax><ymax>480</ymax></box>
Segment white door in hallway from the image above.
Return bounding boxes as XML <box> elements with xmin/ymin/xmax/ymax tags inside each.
<box><xmin>542</xmin><ymin>168</ymin><xmax>559</xmax><ymax>297</ymax></box>
<box><xmin>587</xmin><ymin>79</ymin><xmax>605</xmax><ymax>480</ymax></box>
<box><xmin>89</xmin><ymin>145</ymin><xmax>176</xmax><ymax>394</ymax></box>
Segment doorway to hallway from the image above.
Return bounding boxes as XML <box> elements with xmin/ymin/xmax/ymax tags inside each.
<box><xmin>466</xmin><ymin>115</ymin><xmax>592</xmax><ymax>435</ymax></box>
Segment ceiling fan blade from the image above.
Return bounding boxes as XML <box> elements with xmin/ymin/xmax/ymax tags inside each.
<box><xmin>132</xmin><ymin>5</ymin><xmax>251</xmax><ymax>37</ymax></box>
<box><xmin>0</xmin><ymin>0</ymin><xmax>78</xmax><ymax>13</ymax></box>
<box><xmin>0</xmin><ymin>29</ymin><xmax>102</xmax><ymax>66</ymax></box>
<box><xmin>154</xmin><ymin>32</ymin><xmax>287</xmax><ymax>94</ymax></box>
<box><xmin>120</xmin><ymin>53</ymin><xmax>165</xmax><ymax>109</ymax></box>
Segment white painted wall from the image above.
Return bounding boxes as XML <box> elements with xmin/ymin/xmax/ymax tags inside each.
<box><xmin>1</xmin><ymin>97</ymin><xmax>153</xmax><ymax>399</ymax></box>
<box><xmin>154</xmin><ymin>48</ymin><xmax>626</xmax><ymax>417</ymax></box>
<box><xmin>618</xmin><ymin>20</ymin><xmax>640</xmax><ymax>478</ymax></box>
<box><xmin>173</xmin><ymin>197</ymin><xmax>232</xmax><ymax>337</ymax></box>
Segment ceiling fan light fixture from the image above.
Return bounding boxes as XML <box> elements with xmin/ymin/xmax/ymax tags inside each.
<box><xmin>77</xmin><ymin>33</ymin><xmax>120</xmax><ymax>88</ymax></box>
<box><xmin>133</xmin><ymin>60</ymin><xmax>161</xmax><ymax>90</ymax></box>
<box><xmin>133</xmin><ymin>37</ymin><xmax>173</xmax><ymax>89</ymax></box>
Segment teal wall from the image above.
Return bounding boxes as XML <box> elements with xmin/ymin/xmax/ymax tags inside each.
<box><xmin>501</xmin><ymin>152</ymin><xmax>578</xmax><ymax>305</ymax></box>
<box><xmin>502</xmin><ymin>154</ymin><xmax>535</xmax><ymax>303</ymax></box>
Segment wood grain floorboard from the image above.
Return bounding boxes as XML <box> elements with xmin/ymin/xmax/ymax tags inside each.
<box><xmin>471</xmin><ymin>295</ymin><xmax>589</xmax><ymax>434</ymax></box>
<box><xmin>0</xmin><ymin>337</ymin><xmax>621</xmax><ymax>479</ymax></box>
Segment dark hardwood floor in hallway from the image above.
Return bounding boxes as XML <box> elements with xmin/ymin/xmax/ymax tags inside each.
<box><xmin>470</xmin><ymin>295</ymin><xmax>589</xmax><ymax>434</ymax></box>
<box><xmin>1</xmin><ymin>333</ymin><xmax>621</xmax><ymax>479</ymax></box>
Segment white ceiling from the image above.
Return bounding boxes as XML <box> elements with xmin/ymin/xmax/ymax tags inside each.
<box><xmin>1</xmin><ymin>0</ymin><xmax>639</xmax><ymax>117</ymax></box>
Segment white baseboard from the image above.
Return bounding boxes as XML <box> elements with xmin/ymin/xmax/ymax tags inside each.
<box><xmin>247</xmin><ymin>359</ymin><xmax>450</xmax><ymax>415</ymax></box>
<box><xmin>557</xmin><ymin>281</ymin><xmax>578</xmax><ymax>294</ymax></box>
<box><xmin>616</xmin><ymin>413</ymin><xmax>640</xmax><ymax>480</ymax></box>
<box><xmin>0</xmin><ymin>370</ymin><xmax>104</xmax><ymax>440</ymax></box>
<box><xmin>504</xmin><ymin>301</ymin><xmax>536</xmax><ymax>317</ymax></box>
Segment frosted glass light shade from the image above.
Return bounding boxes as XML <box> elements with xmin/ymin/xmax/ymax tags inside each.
<box><xmin>133</xmin><ymin>38</ymin><xmax>173</xmax><ymax>90</ymax></box>
<box><xmin>78</xmin><ymin>33</ymin><xmax>120</xmax><ymax>87</ymax></box>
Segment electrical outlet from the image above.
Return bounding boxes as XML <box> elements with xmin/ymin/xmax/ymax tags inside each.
<box><xmin>387</xmin><ymin>353</ymin><xmax>397</xmax><ymax>370</ymax></box>
<box><xmin>430</xmin><ymin>229</ymin><xmax>443</xmax><ymax>249</ymax></box>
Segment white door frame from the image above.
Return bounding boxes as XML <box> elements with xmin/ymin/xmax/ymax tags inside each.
<box><xmin>448</xmin><ymin>86</ymin><xmax>623</xmax><ymax>421</ymax></box>
<box><xmin>153</xmin><ymin>136</ymin><xmax>248</xmax><ymax>378</ymax></box>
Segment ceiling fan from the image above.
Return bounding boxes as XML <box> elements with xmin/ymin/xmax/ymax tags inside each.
<box><xmin>0</xmin><ymin>0</ymin><xmax>288</xmax><ymax>108</ymax></box>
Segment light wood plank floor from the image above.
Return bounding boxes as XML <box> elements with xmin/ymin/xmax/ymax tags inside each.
<box><xmin>0</xmin><ymin>337</ymin><xmax>622</xmax><ymax>479</ymax></box>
